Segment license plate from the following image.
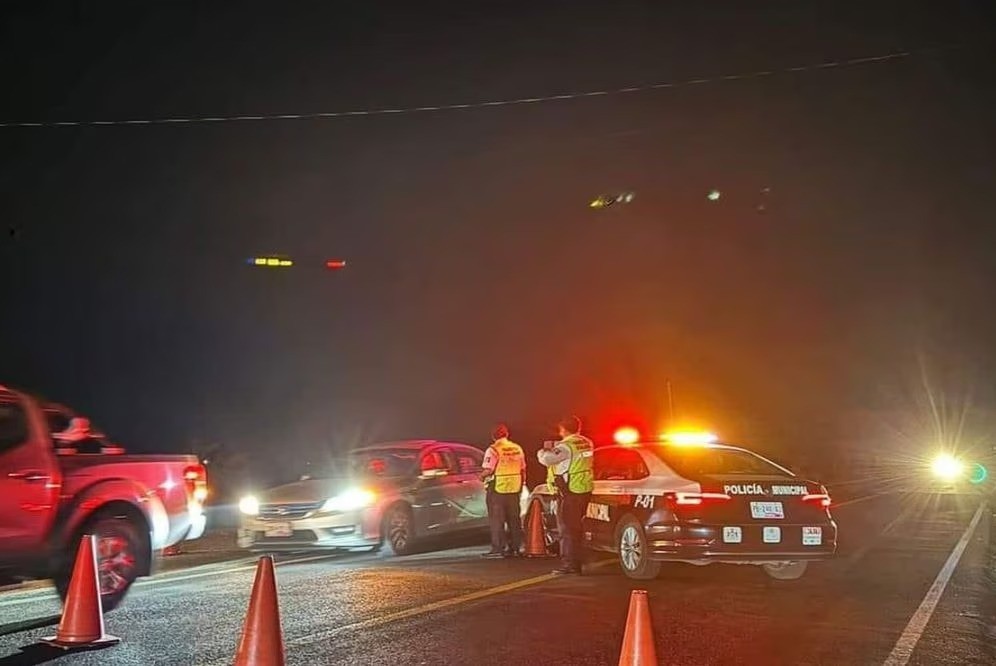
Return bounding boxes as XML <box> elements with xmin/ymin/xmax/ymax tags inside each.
<box><xmin>750</xmin><ymin>501</ymin><xmax>784</xmax><ymax>519</ymax></box>
<box><xmin>763</xmin><ymin>526</ymin><xmax>782</xmax><ymax>543</ymax></box>
<box><xmin>264</xmin><ymin>523</ymin><xmax>293</xmax><ymax>538</ymax></box>
<box><xmin>722</xmin><ymin>526</ymin><xmax>742</xmax><ymax>543</ymax></box>
<box><xmin>802</xmin><ymin>526</ymin><xmax>822</xmax><ymax>545</ymax></box>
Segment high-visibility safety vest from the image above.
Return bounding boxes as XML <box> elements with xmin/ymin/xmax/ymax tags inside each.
<box><xmin>563</xmin><ymin>434</ymin><xmax>594</xmax><ymax>494</ymax></box>
<box><xmin>490</xmin><ymin>440</ymin><xmax>525</xmax><ymax>494</ymax></box>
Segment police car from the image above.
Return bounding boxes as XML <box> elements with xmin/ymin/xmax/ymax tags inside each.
<box><xmin>529</xmin><ymin>431</ymin><xmax>837</xmax><ymax>581</ymax></box>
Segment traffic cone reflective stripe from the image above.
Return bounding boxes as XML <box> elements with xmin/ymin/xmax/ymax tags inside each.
<box><xmin>523</xmin><ymin>498</ymin><xmax>551</xmax><ymax>558</ymax></box>
<box><xmin>234</xmin><ymin>556</ymin><xmax>286</xmax><ymax>666</ymax></box>
<box><xmin>41</xmin><ymin>534</ymin><xmax>120</xmax><ymax>650</ymax></box>
<box><xmin>618</xmin><ymin>590</ymin><xmax>657</xmax><ymax>666</ymax></box>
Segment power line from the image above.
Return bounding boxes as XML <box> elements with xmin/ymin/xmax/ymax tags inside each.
<box><xmin>0</xmin><ymin>50</ymin><xmax>914</xmax><ymax>129</ymax></box>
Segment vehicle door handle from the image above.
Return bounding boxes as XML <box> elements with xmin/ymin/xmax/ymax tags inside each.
<box><xmin>8</xmin><ymin>470</ymin><xmax>50</xmax><ymax>483</ymax></box>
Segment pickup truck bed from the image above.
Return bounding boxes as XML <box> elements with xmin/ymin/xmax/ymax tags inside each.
<box><xmin>0</xmin><ymin>385</ymin><xmax>208</xmax><ymax>610</ymax></box>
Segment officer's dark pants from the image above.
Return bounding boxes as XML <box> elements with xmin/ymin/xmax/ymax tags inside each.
<box><xmin>556</xmin><ymin>491</ymin><xmax>591</xmax><ymax>569</ymax></box>
<box><xmin>487</xmin><ymin>489</ymin><xmax>523</xmax><ymax>553</ymax></box>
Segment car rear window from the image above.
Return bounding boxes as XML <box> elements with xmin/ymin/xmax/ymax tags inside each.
<box><xmin>653</xmin><ymin>446</ymin><xmax>788</xmax><ymax>478</ymax></box>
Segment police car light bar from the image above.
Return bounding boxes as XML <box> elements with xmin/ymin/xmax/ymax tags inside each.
<box><xmin>660</xmin><ymin>431</ymin><xmax>719</xmax><ymax>445</ymax></box>
<box><xmin>613</xmin><ymin>427</ymin><xmax>641</xmax><ymax>446</ymax></box>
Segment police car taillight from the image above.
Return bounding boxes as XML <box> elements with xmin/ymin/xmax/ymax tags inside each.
<box><xmin>802</xmin><ymin>493</ymin><xmax>831</xmax><ymax>508</ymax></box>
<box><xmin>668</xmin><ymin>492</ymin><xmax>732</xmax><ymax>506</ymax></box>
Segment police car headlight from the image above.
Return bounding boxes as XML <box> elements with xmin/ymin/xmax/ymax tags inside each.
<box><xmin>239</xmin><ymin>495</ymin><xmax>260</xmax><ymax>516</ymax></box>
<box><xmin>321</xmin><ymin>488</ymin><xmax>376</xmax><ymax>513</ymax></box>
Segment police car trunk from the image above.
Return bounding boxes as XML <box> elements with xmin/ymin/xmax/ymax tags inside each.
<box><xmin>583</xmin><ymin>439</ymin><xmax>837</xmax><ymax>581</ymax></box>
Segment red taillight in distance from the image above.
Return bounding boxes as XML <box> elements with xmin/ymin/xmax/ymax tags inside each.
<box><xmin>183</xmin><ymin>465</ymin><xmax>209</xmax><ymax>503</ymax></box>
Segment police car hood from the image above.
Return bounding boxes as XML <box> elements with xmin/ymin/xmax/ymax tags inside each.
<box><xmin>260</xmin><ymin>476</ymin><xmax>391</xmax><ymax>504</ymax></box>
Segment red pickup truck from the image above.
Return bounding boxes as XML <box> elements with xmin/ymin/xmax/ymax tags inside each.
<box><xmin>0</xmin><ymin>384</ymin><xmax>208</xmax><ymax>610</ymax></box>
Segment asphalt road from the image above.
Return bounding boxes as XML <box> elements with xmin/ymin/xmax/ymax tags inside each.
<box><xmin>0</xmin><ymin>492</ymin><xmax>992</xmax><ymax>665</ymax></box>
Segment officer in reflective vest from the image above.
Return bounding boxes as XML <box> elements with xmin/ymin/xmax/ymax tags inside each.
<box><xmin>538</xmin><ymin>415</ymin><xmax>594</xmax><ymax>574</ymax></box>
<box><xmin>480</xmin><ymin>424</ymin><xmax>526</xmax><ymax>558</ymax></box>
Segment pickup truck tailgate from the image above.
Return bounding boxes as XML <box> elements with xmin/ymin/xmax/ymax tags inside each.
<box><xmin>58</xmin><ymin>454</ymin><xmax>208</xmax><ymax>549</ymax></box>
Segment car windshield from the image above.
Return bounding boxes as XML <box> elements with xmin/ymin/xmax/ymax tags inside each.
<box><xmin>349</xmin><ymin>448</ymin><xmax>419</xmax><ymax>478</ymax></box>
<box><xmin>653</xmin><ymin>446</ymin><xmax>789</xmax><ymax>478</ymax></box>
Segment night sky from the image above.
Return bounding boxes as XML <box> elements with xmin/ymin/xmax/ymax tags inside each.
<box><xmin>3</xmin><ymin>1</ymin><xmax>996</xmax><ymax>484</ymax></box>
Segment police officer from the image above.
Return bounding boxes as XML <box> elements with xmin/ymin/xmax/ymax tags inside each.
<box><xmin>538</xmin><ymin>415</ymin><xmax>594</xmax><ymax>574</ymax></box>
<box><xmin>480</xmin><ymin>424</ymin><xmax>526</xmax><ymax>558</ymax></box>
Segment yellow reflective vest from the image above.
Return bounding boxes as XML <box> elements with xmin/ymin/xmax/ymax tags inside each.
<box><xmin>563</xmin><ymin>434</ymin><xmax>594</xmax><ymax>494</ymax></box>
<box><xmin>489</xmin><ymin>439</ymin><xmax>525</xmax><ymax>494</ymax></box>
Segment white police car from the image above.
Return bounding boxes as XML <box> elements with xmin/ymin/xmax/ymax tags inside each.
<box><xmin>529</xmin><ymin>432</ymin><xmax>837</xmax><ymax>581</ymax></box>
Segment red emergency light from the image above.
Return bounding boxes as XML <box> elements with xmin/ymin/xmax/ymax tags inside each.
<box><xmin>613</xmin><ymin>427</ymin><xmax>640</xmax><ymax>446</ymax></box>
<box><xmin>326</xmin><ymin>259</ymin><xmax>347</xmax><ymax>270</ymax></box>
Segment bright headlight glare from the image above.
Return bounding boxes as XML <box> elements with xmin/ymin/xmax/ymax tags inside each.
<box><xmin>931</xmin><ymin>453</ymin><xmax>964</xmax><ymax>480</ymax></box>
<box><xmin>239</xmin><ymin>495</ymin><xmax>260</xmax><ymax>515</ymax></box>
<box><xmin>322</xmin><ymin>488</ymin><xmax>375</xmax><ymax>513</ymax></box>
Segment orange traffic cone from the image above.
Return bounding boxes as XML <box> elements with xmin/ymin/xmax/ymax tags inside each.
<box><xmin>523</xmin><ymin>498</ymin><xmax>551</xmax><ymax>558</ymax></box>
<box><xmin>234</xmin><ymin>556</ymin><xmax>286</xmax><ymax>666</ymax></box>
<box><xmin>41</xmin><ymin>534</ymin><xmax>120</xmax><ymax>650</ymax></box>
<box><xmin>618</xmin><ymin>590</ymin><xmax>657</xmax><ymax>665</ymax></box>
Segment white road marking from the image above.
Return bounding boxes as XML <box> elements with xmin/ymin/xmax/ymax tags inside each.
<box><xmin>0</xmin><ymin>553</ymin><xmax>340</xmax><ymax>609</ymax></box>
<box><xmin>834</xmin><ymin>493</ymin><xmax>886</xmax><ymax>508</ymax></box>
<box><xmin>882</xmin><ymin>502</ymin><xmax>985</xmax><ymax>666</ymax></box>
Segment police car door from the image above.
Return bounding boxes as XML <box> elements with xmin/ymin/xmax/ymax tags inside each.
<box><xmin>586</xmin><ymin>447</ymin><xmax>652</xmax><ymax>550</ymax></box>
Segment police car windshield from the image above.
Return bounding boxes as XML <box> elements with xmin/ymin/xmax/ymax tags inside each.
<box><xmin>349</xmin><ymin>449</ymin><xmax>418</xmax><ymax>478</ymax></box>
<box><xmin>654</xmin><ymin>446</ymin><xmax>787</xmax><ymax>478</ymax></box>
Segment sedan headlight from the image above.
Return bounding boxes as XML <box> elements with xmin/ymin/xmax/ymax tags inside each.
<box><xmin>321</xmin><ymin>488</ymin><xmax>375</xmax><ymax>513</ymax></box>
<box><xmin>239</xmin><ymin>495</ymin><xmax>260</xmax><ymax>515</ymax></box>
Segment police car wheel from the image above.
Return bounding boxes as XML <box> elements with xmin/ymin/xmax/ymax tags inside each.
<box><xmin>617</xmin><ymin>516</ymin><xmax>661</xmax><ymax>580</ymax></box>
<box><xmin>762</xmin><ymin>560</ymin><xmax>808</xmax><ymax>581</ymax></box>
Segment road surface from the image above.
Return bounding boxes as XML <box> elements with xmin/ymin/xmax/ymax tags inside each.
<box><xmin>0</xmin><ymin>492</ymin><xmax>992</xmax><ymax>665</ymax></box>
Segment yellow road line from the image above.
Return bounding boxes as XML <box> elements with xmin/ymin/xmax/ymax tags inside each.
<box><xmin>286</xmin><ymin>572</ymin><xmax>561</xmax><ymax>648</ymax></box>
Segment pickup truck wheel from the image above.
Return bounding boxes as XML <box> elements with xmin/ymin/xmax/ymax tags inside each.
<box><xmin>55</xmin><ymin>516</ymin><xmax>150</xmax><ymax>612</ymax></box>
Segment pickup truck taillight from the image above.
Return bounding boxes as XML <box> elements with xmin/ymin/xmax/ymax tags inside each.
<box><xmin>184</xmin><ymin>464</ymin><xmax>208</xmax><ymax>502</ymax></box>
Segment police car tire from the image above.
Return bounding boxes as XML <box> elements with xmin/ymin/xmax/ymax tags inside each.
<box><xmin>762</xmin><ymin>560</ymin><xmax>808</xmax><ymax>581</ymax></box>
<box><xmin>616</xmin><ymin>515</ymin><xmax>661</xmax><ymax>580</ymax></box>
